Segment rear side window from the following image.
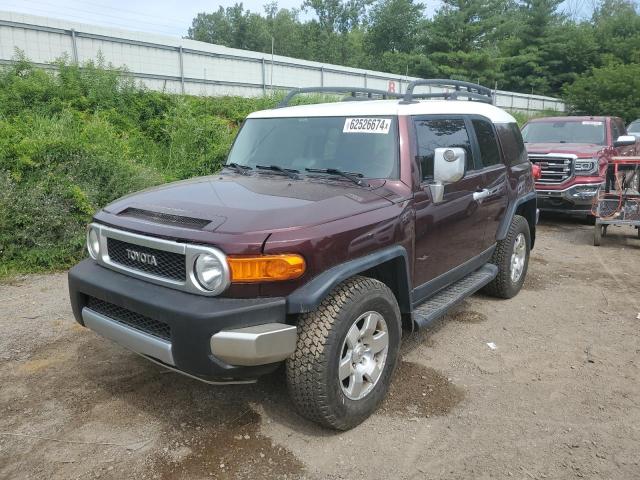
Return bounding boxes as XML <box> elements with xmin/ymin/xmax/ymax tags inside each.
<box><xmin>472</xmin><ymin>119</ymin><xmax>501</xmax><ymax>167</ymax></box>
<box><xmin>414</xmin><ymin>118</ymin><xmax>473</xmax><ymax>180</ymax></box>
<box><xmin>496</xmin><ymin>123</ymin><xmax>528</xmax><ymax>165</ymax></box>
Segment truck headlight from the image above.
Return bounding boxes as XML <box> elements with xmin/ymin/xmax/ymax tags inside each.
<box><xmin>86</xmin><ymin>226</ymin><xmax>100</xmax><ymax>259</ymax></box>
<box><xmin>574</xmin><ymin>159</ymin><xmax>598</xmax><ymax>175</ymax></box>
<box><xmin>193</xmin><ymin>252</ymin><xmax>229</xmax><ymax>294</ymax></box>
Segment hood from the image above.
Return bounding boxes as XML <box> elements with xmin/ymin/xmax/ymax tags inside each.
<box><xmin>103</xmin><ymin>173</ymin><xmax>394</xmax><ymax>235</ymax></box>
<box><xmin>525</xmin><ymin>143</ymin><xmax>606</xmax><ymax>157</ymax></box>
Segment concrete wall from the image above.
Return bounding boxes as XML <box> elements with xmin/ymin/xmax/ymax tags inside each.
<box><xmin>0</xmin><ymin>10</ymin><xmax>565</xmax><ymax>113</ymax></box>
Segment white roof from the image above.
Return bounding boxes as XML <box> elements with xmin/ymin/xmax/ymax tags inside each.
<box><xmin>248</xmin><ymin>99</ymin><xmax>516</xmax><ymax>124</ymax></box>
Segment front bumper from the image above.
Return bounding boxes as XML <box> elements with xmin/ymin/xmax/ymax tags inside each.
<box><xmin>536</xmin><ymin>183</ymin><xmax>602</xmax><ymax>214</ymax></box>
<box><xmin>68</xmin><ymin>259</ymin><xmax>296</xmax><ymax>382</ymax></box>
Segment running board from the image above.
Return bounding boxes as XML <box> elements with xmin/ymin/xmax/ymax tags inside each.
<box><xmin>412</xmin><ymin>264</ymin><xmax>498</xmax><ymax>329</ymax></box>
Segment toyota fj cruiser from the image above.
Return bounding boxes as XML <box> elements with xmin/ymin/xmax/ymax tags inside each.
<box><xmin>68</xmin><ymin>80</ymin><xmax>537</xmax><ymax>430</ymax></box>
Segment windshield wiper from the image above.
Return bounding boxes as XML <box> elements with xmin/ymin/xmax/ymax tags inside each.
<box><xmin>305</xmin><ymin>168</ymin><xmax>370</xmax><ymax>187</ymax></box>
<box><xmin>224</xmin><ymin>162</ymin><xmax>253</xmax><ymax>175</ymax></box>
<box><xmin>255</xmin><ymin>164</ymin><xmax>300</xmax><ymax>179</ymax></box>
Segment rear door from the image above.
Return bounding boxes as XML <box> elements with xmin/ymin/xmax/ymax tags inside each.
<box><xmin>469</xmin><ymin>117</ymin><xmax>508</xmax><ymax>249</ymax></box>
<box><xmin>412</xmin><ymin>116</ymin><xmax>488</xmax><ymax>287</ymax></box>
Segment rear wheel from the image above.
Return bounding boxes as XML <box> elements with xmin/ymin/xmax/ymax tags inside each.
<box><xmin>483</xmin><ymin>215</ymin><xmax>530</xmax><ymax>299</ymax></box>
<box><xmin>286</xmin><ymin>276</ymin><xmax>401</xmax><ymax>430</ymax></box>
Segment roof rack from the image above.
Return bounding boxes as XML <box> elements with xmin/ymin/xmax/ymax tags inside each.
<box><xmin>277</xmin><ymin>87</ymin><xmax>401</xmax><ymax>108</ymax></box>
<box><xmin>401</xmin><ymin>79</ymin><xmax>494</xmax><ymax>105</ymax></box>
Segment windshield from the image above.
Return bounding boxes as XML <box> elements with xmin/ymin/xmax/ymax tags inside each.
<box><xmin>628</xmin><ymin>121</ymin><xmax>640</xmax><ymax>133</ymax></box>
<box><xmin>227</xmin><ymin>116</ymin><xmax>399</xmax><ymax>178</ymax></box>
<box><xmin>521</xmin><ymin>120</ymin><xmax>606</xmax><ymax>145</ymax></box>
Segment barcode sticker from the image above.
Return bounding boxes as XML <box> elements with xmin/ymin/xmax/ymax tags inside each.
<box><xmin>343</xmin><ymin>118</ymin><xmax>391</xmax><ymax>134</ymax></box>
<box><xmin>582</xmin><ymin>121</ymin><xmax>603</xmax><ymax>126</ymax></box>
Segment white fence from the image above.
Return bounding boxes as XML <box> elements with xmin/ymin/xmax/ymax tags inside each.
<box><xmin>0</xmin><ymin>11</ymin><xmax>565</xmax><ymax>113</ymax></box>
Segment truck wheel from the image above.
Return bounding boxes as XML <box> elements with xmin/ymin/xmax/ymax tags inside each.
<box><xmin>286</xmin><ymin>276</ymin><xmax>401</xmax><ymax>430</ymax></box>
<box><xmin>483</xmin><ymin>215</ymin><xmax>530</xmax><ymax>299</ymax></box>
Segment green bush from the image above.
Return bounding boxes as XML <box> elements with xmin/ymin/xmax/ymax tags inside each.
<box><xmin>0</xmin><ymin>58</ymin><xmax>280</xmax><ymax>278</ymax></box>
<box><xmin>564</xmin><ymin>62</ymin><xmax>640</xmax><ymax>123</ymax></box>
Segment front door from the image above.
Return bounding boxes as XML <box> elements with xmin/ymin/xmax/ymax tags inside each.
<box><xmin>412</xmin><ymin>116</ymin><xmax>488</xmax><ymax>288</ymax></box>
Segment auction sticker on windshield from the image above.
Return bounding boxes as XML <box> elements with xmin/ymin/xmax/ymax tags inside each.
<box><xmin>343</xmin><ymin>118</ymin><xmax>392</xmax><ymax>134</ymax></box>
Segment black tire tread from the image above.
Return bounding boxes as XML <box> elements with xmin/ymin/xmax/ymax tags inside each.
<box><xmin>483</xmin><ymin>215</ymin><xmax>529</xmax><ymax>299</ymax></box>
<box><xmin>286</xmin><ymin>275</ymin><xmax>397</xmax><ymax>430</ymax></box>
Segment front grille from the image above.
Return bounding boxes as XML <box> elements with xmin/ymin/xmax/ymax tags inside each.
<box><xmin>119</xmin><ymin>207</ymin><xmax>211</xmax><ymax>230</ymax></box>
<box><xmin>107</xmin><ymin>237</ymin><xmax>186</xmax><ymax>281</ymax></box>
<box><xmin>529</xmin><ymin>155</ymin><xmax>573</xmax><ymax>184</ymax></box>
<box><xmin>86</xmin><ymin>297</ymin><xmax>171</xmax><ymax>341</ymax></box>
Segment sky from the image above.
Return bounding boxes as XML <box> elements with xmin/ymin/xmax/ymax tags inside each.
<box><xmin>0</xmin><ymin>0</ymin><xmax>595</xmax><ymax>39</ymax></box>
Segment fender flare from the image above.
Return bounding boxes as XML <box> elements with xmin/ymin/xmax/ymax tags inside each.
<box><xmin>286</xmin><ymin>245</ymin><xmax>411</xmax><ymax>314</ymax></box>
<box><xmin>496</xmin><ymin>192</ymin><xmax>537</xmax><ymax>241</ymax></box>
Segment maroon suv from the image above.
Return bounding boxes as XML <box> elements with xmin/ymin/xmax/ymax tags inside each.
<box><xmin>522</xmin><ymin>116</ymin><xmax>638</xmax><ymax>216</ymax></box>
<box><xmin>68</xmin><ymin>81</ymin><xmax>537</xmax><ymax>430</ymax></box>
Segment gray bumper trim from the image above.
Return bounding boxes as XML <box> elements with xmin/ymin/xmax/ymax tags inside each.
<box><xmin>82</xmin><ymin>307</ymin><xmax>175</xmax><ymax>366</ymax></box>
<box><xmin>210</xmin><ymin>323</ymin><xmax>297</xmax><ymax>366</ymax></box>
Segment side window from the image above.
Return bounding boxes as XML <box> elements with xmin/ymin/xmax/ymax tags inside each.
<box><xmin>472</xmin><ymin>118</ymin><xmax>501</xmax><ymax>167</ymax></box>
<box><xmin>611</xmin><ymin>120</ymin><xmax>621</xmax><ymax>141</ymax></box>
<box><xmin>495</xmin><ymin>123</ymin><xmax>528</xmax><ymax>165</ymax></box>
<box><xmin>414</xmin><ymin>118</ymin><xmax>473</xmax><ymax>181</ymax></box>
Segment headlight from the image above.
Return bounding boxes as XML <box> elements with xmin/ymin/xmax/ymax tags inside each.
<box><xmin>574</xmin><ymin>159</ymin><xmax>598</xmax><ymax>175</ymax></box>
<box><xmin>193</xmin><ymin>253</ymin><xmax>229</xmax><ymax>294</ymax></box>
<box><xmin>86</xmin><ymin>226</ymin><xmax>100</xmax><ymax>259</ymax></box>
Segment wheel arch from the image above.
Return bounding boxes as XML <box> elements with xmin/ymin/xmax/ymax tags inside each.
<box><xmin>497</xmin><ymin>192</ymin><xmax>537</xmax><ymax>249</ymax></box>
<box><xmin>286</xmin><ymin>245</ymin><xmax>412</xmax><ymax>316</ymax></box>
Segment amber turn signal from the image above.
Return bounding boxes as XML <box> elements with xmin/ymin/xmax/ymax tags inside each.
<box><xmin>228</xmin><ymin>254</ymin><xmax>306</xmax><ymax>282</ymax></box>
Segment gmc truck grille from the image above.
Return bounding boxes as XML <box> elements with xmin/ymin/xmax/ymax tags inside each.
<box><xmin>107</xmin><ymin>237</ymin><xmax>186</xmax><ymax>281</ymax></box>
<box><xmin>528</xmin><ymin>155</ymin><xmax>573</xmax><ymax>184</ymax></box>
<box><xmin>86</xmin><ymin>296</ymin><xmax>172</xmax><ymax>341</ymax></box>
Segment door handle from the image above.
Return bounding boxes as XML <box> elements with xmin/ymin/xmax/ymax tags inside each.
<box><xmin>473</xmin><ymin>189</ymin><xmax>491</xmax><ymax>201</ymax></box>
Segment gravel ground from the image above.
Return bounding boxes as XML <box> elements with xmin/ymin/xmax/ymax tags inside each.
<box><xmin>1</xmin><ymin>217</ymin><xmax>639</xmax><ymax>480</ymax></box>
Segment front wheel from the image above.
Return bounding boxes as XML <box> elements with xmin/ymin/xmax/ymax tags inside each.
<box><xmin>483</xmin><ymin>214</ymin><xmax>531</xmax><ymax>299</ymax></box>
<box><xmin>286</xmin><ymin>276</ymin><xmax>401</xmax><ymax>430</ymax></box>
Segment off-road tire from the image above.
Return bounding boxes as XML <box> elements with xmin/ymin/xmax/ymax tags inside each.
<box><xmin>483</xmin><ymin>214</ymin><xmax>531</xmax><ymax>299</ymax></box>
<box><xmin>286</xmin><ymin>276</ymin><xmax>401</xmax><ymax>430</ymax></box>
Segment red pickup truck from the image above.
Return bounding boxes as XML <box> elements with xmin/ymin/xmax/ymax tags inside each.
<box><xmin>522</xmin><ymin>116</ymin><xmax>638</xmax><ymax>217</ymax></box>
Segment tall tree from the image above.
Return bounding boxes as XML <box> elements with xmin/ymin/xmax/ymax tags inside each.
<box><xmin>365</xmin><ymin>0</ymin><xmax>424</xmax><ymax>54</ymax></box>
<box><xmin>498</xmin><ymin>0</ymin><xmax>564</xmax><ymax>94</ymax></box>
<box><xmin>591</xmin><ymin>0</ymin><xmax>640</xmax><ymax>64</ymax></box>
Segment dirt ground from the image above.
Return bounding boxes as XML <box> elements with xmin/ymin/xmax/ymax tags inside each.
<box><xmin>1</xmin><ymin>217</ymin><xmax>640</xmax><ymax>480</ymax></box>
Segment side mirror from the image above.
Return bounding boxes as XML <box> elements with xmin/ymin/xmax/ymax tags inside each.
<box><xmin>434</xmin><ymin>147</ymin><xmax>466</xmax><ymax>184</ymax></box>
<box><xmin>429</xmin><ymin>148</ymin><xmax>465</xmax><ymax>203</ymax></box>
<box><xmin>614</xmin><ymin>135</ymin><xmax>636</xmax><ymax>148</ymax></box>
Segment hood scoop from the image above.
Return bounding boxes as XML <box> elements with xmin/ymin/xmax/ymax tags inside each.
<box><xmin>118</xmin><ymin>207</ymin><xmax>222</xmax><ymax>231</ymax></box>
